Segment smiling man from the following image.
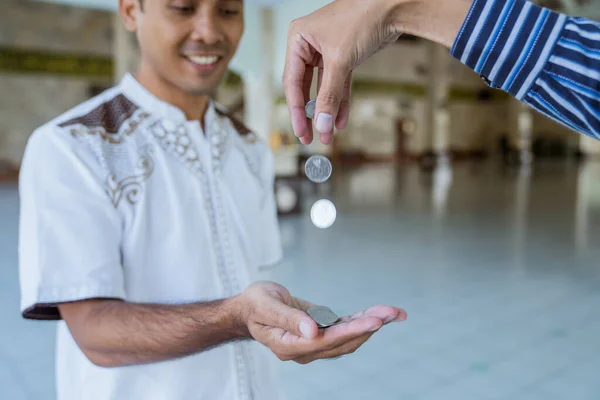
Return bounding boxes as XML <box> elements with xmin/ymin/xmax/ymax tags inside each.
<box><xmin>18</xmin><ymin>1</ymin><xmax>407</xmax><ymax>400</ymax></box>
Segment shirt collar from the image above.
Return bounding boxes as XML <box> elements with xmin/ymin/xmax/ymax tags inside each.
<box><xmin>119</xmin><ymin>72</ymin><xmax>218</xmax><ymax>127</ymax></box>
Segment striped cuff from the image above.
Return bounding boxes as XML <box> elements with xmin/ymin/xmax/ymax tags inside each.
<box><xmin>451</xmin><ymin>0</ymin><xmax>567</xmax><ymax>100</ymax></box>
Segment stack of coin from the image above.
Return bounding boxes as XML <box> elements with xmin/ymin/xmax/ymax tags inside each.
<box><xmin>306</xmin><ymin>305</ymin><xmax>339</xmax><ymax>328</ymax></box>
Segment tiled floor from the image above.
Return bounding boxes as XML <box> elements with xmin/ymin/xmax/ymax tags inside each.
<box><xmin>2</xmin><ymin>160</ymin><xmax>600</xmax><ymax>399</ymax></box>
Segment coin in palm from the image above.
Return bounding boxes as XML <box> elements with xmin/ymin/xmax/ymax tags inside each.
<box><xmin>307</xmin><ymin>306</ymin><xmax>339</xmax><ymax>328</ymax></box>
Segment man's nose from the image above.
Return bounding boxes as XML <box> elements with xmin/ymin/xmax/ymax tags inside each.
<box><xmin>189</xmin><ymin>10</ymin><xmax>225</xmax><ymax>46</ymax></box>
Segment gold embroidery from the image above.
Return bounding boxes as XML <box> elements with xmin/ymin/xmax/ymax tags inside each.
<box><xmin>106</xmin><ymin>147</ymin><xmax>154</xmax><ymax>208</ymax></box>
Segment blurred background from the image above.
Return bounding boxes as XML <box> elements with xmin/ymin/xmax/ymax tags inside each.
<box><xmin>1</xmin><ymin>0</ymin><xmax>600</xmax><ymax>399</ymax></box>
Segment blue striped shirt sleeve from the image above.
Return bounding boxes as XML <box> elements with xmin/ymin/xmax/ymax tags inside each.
<box><xmin>451</xmin><ymin>0</ymin><xmax>600</xmax><ymax>139</ymax></box>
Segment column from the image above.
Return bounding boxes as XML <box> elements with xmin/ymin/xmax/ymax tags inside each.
<box><xmin>243</xmin><ymin>7</ymin><xmax>274</xmax><ymax>142</ymax></box>
<box><xmin>512</xmin><ymin>164</ymin><xmax>531</xmax><ymax>269</ymax></box>
<box><xmin>508</xmin><ymin>102</ymin><xmax>533</xmax><ymax>267</ymax></box>
<box><xmin>427</xmin><ymin>42</ymin><xmax>451</xmax><ymax>162</ymax></box>
<box><xmin>579</xmin><ymin>135</ymin><xmax>600</xmax><ymax>158</ymax></box>
<box><xmin>508</xmin><ymin>99</ymin><xmax>534</xmax><ymax>164</ymax></box>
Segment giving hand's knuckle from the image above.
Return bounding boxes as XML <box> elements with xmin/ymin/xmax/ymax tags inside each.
<box><xmin>319</xmin><ymin>92</ymin><xmax>340</xmax><ymax>107</ymax></box>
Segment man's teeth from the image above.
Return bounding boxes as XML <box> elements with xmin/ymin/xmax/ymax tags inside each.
<box><xmin>188</xmin><ymin>56</ymin><xmax>219</xmax><ymax>65</ymax></box>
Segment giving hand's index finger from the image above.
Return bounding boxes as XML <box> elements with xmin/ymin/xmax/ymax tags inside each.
<box><xmin>283</xmin><ymin>33</ymin><xmax>314</xmax><ymax>141</ymax></box>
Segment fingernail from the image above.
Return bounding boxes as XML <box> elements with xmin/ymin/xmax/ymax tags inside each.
<box><xmin>291</xmin><ymin>123</ymin><xmax>302</xmax><ymax>138</ymax></box>
<box><xmin>369</xmin><ymin>324</ymin><xmax>381</xmax><ymax>333</ymax></box>
<box><xmin>384</xmin><ymin>315</ymin><xmax>396</xmax><ymax>324</ymax></box>
<box><xmin>316</xmin><ymin>113</ymin><xmax>333</xmax><ymax>134</ymax></box>
<box><xmin>299</xmin><ymin>321</ymin><xmax>312</xmax><ymax>338</ymax></box>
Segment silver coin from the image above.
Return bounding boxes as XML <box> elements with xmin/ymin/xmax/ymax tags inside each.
<box><xmin>307</xmin><ymin>306</ymin><xmax>339</xmax><ymax>328</ymax></box>
<box><xmin>305</xmin><ymin>99</ymin><xmax>316</xmax><ymax>119</ymax></box>
<box><xmin>310</xmin><ymin>199</ymin><xmax>337</xmax><ymax>229</ymax></box>
<box><xmin>305</xmin><ymin>155</ymin><xmax>332</xmax><ymax>183</ymax></box>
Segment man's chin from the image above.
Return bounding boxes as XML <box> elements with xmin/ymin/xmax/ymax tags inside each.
<box><xmin>177</xmin><ymin>78</ymin><xmax>221</xmax><ymax>97</ymax></box>
<box><xmin>177</xmin><ymin>71</ymin><xmax>226</xmax><ymax>95</ymax></box>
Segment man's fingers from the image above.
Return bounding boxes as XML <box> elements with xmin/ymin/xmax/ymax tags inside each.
<box><xmin>266</xmin><ymin>320</ymin><xmax>378</xmax><ymax>362</ymax></box>
<box><xmin>301</xmin><ymin>67</ymin><xmax>315</xmax><ymax>142</ymax></box>
<box><xmin>315</xmin><ymin>58</ymin><xmax>350</xmax><ymax>144</ymax></box>
<box><xmin>304</xmin><ymin>67</ymin><xmax>315</xmax><ymax>103</ymax></box>
<box><xmin>262</xmin><ymin>306</ymin><xmax>405</xmax><ymax>362</ymax></box>
<box><xmin>294</xmin><ymin>333</ymin><xmax>374</xmax><ymax>364</ymax></box>
<box><xmin>300</xmin><ymin>132</ymin><xmax>313</xmax><ymax>145</ymax></box>
<box><xmin>267</xmin><ymin>315</ymin><xmax>381</xmax><ymax>356</ymax></box>
<box><xmin>283</xmin><ymin>33</ymin><xmax>315</xmax><ymax>140</ymax></box>
<box><xmin>266</xmin><ymin>300</ymin><xmax>318</xmax><ymax>340</ymax></box>
<box><xmin>336</xmin><ymin>72</ymin><xmax>353</xmax><ymax>130</ymax></box>
<box><xmin>351</xmin><ymin>306</ymin><xmax>408</xmax><ymax>324</ymax></box>
<box><xmin>292</xmin><ymin>297</ymin><xmax>315</xmax><ymax>312</ymax></box>
<box><xmin>317</xmin><ymin>66</ymin><xmax>323</xmax><ymax>93</ymax></box>
<box><xmin>321</xmin><ymin>316</ymin><xmax>383</xmax><ymax>346</ymax></box>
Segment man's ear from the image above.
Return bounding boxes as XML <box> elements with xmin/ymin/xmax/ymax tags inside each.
<box><xmin>119</xmin><ymin>0</ymin><xmax>141</xmax><ymax>33</ymax></box>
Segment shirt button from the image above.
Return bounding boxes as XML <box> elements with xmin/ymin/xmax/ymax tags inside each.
<box><xmin>480</xmin><ymin>76</ymin><xmax>500</xmax><ymax>89</ymax></box>
<box><xmin>187</xmin><ymin>149</ymin><xmax>198</xmax><ymax>160</ymax></box>
<box><xmin>178</xmin><ymin>135</ymin><xmax>190</xmax><ymax>146</ymax></box>
<box><xmin>166</xmin><ymin>133</ymin><xmax>177</xmax><ymax>144</ymax></box>
<box><xmin>163</xmin><ymin>120</ymin><xmax>177</xmax><ymax>131</ymax></box>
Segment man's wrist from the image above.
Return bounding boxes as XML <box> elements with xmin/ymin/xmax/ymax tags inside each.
<box><xmin>387</xmin><ymin>0</ymin><xmax>427</xmax><ymax>37</ymax></box>
<box><xmin>223</xmin><ymin>295</ymin><xmax>252</xmax><ymax>339</ymax></box>
<box><xmin>388</xmin><ymin>0</ymin><xmax>474</xmax><ymax>48</ymax></box>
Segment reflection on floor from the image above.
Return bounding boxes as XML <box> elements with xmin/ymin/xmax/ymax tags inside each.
<box><xmin>2</xmin><ymin>160</ymin><xmax>600</xmax><ymax>400</ymax></box>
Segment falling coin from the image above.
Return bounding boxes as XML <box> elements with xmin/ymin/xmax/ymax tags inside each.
<box><xmin>310</xmin><ymin>199</ymin><xmax>337</xmax><ymax>229</ymax></box>
<box><xmin>305</xmin><ymin>155</ymin><xmax>332</xmax><ymax>183</ymax></box>
<box><xmin>305</xmin><ymin>99</ymin><xmax>316</xmax><ymax>119</ymax></box>
<box><xmin>307</xmin><ymin>306</ymin><xmax>339</xmax><ymax>328</ymax></box>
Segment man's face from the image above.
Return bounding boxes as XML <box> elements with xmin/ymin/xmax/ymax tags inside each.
<box><xmin>123</xmin><ymin>0</ymin><xmax>244</xmax><ymax>96</ymax></box>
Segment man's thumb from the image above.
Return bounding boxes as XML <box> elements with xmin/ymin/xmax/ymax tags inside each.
<box><xmin>271</xmin><ymin>301</ymin><xmax>318</xmax><ymax>339</ymax></box>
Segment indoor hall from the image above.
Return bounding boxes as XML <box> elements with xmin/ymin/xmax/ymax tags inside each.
<box><xmin>2</xmin><ymin>0</ymin><xmax>600</xmax><ymax>399</ymax></box>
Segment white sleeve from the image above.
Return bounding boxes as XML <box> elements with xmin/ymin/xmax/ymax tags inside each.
<box><xmin>19</xmin><ymin>127</ymin><xmax>126</xmax><ymax>320</ymax></box>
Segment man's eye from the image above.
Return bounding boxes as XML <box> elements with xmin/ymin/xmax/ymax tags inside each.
<box><xmin>219</xmin><ymin>8</ymin><xmax>240</xmax><ymax>16</ymax></box>
<box><xmin>170</xmin><ymin>6</ymin><xmax>195</xmax><ymax>15</ymax></box>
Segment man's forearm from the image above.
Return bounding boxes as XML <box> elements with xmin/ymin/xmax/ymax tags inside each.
<box><xmin>59</xmin><ymin>296</ymin><xmax>249</xmax><ymax>368</ymax></box>
<box><xmin>390</xmin><ymin>0</ymin><xmax>473</xmax><ymax>48</ymax></box>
